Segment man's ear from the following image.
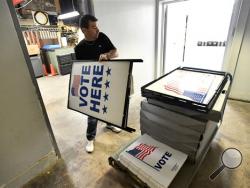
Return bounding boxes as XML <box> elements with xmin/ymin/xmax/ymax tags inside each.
<box><xmin>81</xmin><ymin>28</ymin><xmax>87</xmax><ymax>33</ymax></box>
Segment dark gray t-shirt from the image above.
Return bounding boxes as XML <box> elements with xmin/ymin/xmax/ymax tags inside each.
<box><xmin>74</xmin><ymin>32</ymin><xmax>116</xmax><ymax>60</ymax></box>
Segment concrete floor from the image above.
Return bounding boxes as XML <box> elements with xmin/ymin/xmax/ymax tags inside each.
<box><xmin>23</xmin><ymin>74</ymin><xmax>250</xmax><ymax>188</ymax></box>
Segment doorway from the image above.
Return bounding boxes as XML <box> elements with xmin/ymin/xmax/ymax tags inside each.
<box><xmin>156</xmin><ymin>0</ymin><xmax>236</xmax><ymax>76</ymax></box>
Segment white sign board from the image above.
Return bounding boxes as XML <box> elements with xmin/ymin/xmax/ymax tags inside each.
<box><xmin>118</xmin><ymin>134</ymin><xmax>187</xmax><ymax>188</ymax></box>
<box><xmin>68</xmin><ymin>60</ymin><xmax>132</xmax><ymax>129</ymax></box>
<box><xmin>145</xmin><ymin>69</ymin><xmax>225</xmax><ymax>104</ymax></box>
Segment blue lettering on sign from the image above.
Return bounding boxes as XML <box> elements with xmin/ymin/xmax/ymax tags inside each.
<box><xmin>79</xmin><ymin>85</ymin><xmax>88</xmax><ymax>107</ymax></box>
<box><xmin>80</xmin><ymin>66</ymin><xmax>90</xmax><ymax>85</ymax></box>
<box><xmin>92</xmin><ymin>77</ymin><xmax>102</xmax><ymax>88</ymax></box>
<box><xmin>90</xmin><ymin>100</ymin><xmax>100</xmax><ymax>112</ymax></box>
<box><xmin>91</xmin><ymin>88</ymin><xmax>101</xmax><ymax>100</ymax></box>
<box><xmin>82</xmin><ymin>65</ymin><xmax>91</xmax><ymax>75</ymax></box>
<box><xmin>78</xmin><ymin>65</ymin><xmax>104</xmax><ymax>113</ymax></box>
<box><xmin>154</xmin><ymin>151</ymin><xmax>172</xmax><ymax>170</ymax></box>
<box><xmin>93</xmin><ymin>65</ymin><xmax>104</xmax><ymax>75</ymax></box>
<box><xmin>92</xmin><ymin>65</ymin><xmax>103</xmax><ymax>88</ymax></box>
<box><xmin>79</xmin><ymin>66</ymin><xmax>91</xmax><ymax>107</ymax></box>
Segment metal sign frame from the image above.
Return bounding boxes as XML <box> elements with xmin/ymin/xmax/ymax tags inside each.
<box><xmin>68</xmin><ymin>59</ymin><xmax>142</xmax><ymax>132</ymax></box>
<box><xmin>141</xmin><ymin>67</ymin><xmax>232</xmax><ymax>113</ymax></box>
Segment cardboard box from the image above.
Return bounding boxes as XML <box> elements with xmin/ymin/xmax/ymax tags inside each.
<box><xmin>27</xmin><ymin>44</ymin><xmax>40</xmax><ymax>55</ymax></box>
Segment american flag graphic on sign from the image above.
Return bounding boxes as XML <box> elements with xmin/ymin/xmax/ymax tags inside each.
<box><xmin>127</xmin><ymin>143</ymin><xmax>157</xmax><ymax>160</ymax></box>
<box><xmin>71</xmin><ymin>75</ymin><xmax>81</xmax><ymax>96</ymax></box>
<box><xmin>164</xmin><ymin>80</ymin><xmax>208</xmax><ymax>103</ymax></box>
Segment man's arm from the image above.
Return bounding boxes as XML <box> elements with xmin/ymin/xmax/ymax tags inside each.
<box><xmin>107</xmin><ymin>49</ymin><xmax>118</xmax><ymax>59</ymax></box>
<box><xmin>99</xmin><ymin>49</ymin><xmax>118</xmax><ymax>61</ymax></box>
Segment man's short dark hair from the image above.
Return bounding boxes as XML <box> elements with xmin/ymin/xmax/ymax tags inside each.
<box><xmin>79</xmin><ymin>14</ymin><xmax>98</xmax><ymax>28</ymax></box>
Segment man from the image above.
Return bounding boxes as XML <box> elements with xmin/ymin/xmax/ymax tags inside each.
<box><xmin>75</xmin><ymin>14</ymin><xmax>121</xmax><ymax>153</ymax></box>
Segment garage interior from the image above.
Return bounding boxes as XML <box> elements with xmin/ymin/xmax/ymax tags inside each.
<box><xmin>1</xmin><ymin>0</ymin><xmax>250</xmax><ymax>187</ymax></box>
<box><xmin>24</xmin><ymin>75</ymin><xmax>250</xmax><ymax>188</ymax></box>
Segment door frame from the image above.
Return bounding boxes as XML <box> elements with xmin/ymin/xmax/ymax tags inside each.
<box><xmin>222</xmin><ymin>0</ymin><xmax>247</xmax><ymax>77</ymax></box>
<box><xmin>155</xmin><ymin>0</ymin><xmax>243</xmax><ymax>79</ymax></box>
<box><xmin>155</xmin><ymin>0</ymin><xmax>188</xmax><ymax>78</ymax></box>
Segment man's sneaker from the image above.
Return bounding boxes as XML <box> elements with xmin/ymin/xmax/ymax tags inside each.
<box><xmin>85</xmin><ymin>140</ymin><xmax>94</xmax><ymax>153</ymax></box>
<box><xmin>106</xmin><ymin>124</ymin><xmax>122</xmax><ymax>133</ymax></box>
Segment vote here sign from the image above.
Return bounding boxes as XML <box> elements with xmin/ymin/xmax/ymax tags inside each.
<box><xmin>68</xmin><ymin>60</ymin><xmax>132</xmax><ymax>129</ymax></box>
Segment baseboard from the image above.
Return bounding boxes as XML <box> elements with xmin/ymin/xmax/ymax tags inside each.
<box><xmin>1</xmin><ymin>151</ymin><xmax>58</xmax><ymax>188</ymax></box>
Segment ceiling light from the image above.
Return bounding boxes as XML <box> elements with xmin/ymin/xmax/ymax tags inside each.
<box><xmin>58</xmin><ymin>11</ymin><xmax>79</xmax><ymax>20</ymax></box>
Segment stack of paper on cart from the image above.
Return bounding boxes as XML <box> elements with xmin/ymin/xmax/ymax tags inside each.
<box><xmin>140</xmin><ymin>100</ymin><xmax>218</xmax><ymax>163</ymax></box>
<box><xmin>147</xmin><ymin>97</ymin><xmax>227</xmax><ymax>122</ymax></box>
<box><xmin>118</xmin><ymin>134</ymin><xmax>187</xmax><ymax>188</ymax></box>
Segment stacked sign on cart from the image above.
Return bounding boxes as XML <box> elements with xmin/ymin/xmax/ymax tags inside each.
<box><xmin>118</xmin><ymin>134</ymin><xmax>187</xmax><ymax>188</ymax></box>
<box><xmin>140</xmin><ymin>100</ymin><xmax>218</xmax><ymax>162</ymax></box>
<box><xmin>111</xmin><ymin>67</ymin><xmax>232</xmax><ymax>188</ymax></box>
<box><xmin>140</xmin><ymin>67</ymin><xmax>231</xmax><ymax>163</ymax></box>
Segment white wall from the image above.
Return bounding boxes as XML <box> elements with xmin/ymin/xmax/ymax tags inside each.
<box><xmin>93</xmin><ymin>0</ymin><xmax>156</xmax><ymax>94</ymax></box>
<box><xmin>0</xmin><ymin>1</ymin><xmax>58</xmax><ymax>187</ymax></box>
<box><xmin>228</xmin><ymin>0</ymin><xmax>250</xmax><ymax>100</ymax></box>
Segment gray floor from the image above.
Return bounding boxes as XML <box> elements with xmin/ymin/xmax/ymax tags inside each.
<box><xmin>24</xmin><ymin>74</ymin><xmax>250</xmax><ymax>188</ymax></box>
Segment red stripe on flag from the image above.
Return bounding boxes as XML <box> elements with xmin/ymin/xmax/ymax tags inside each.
<box><xmin>135</xmin><ymin>144</ymin><xmax>157</xmax><ymax>160</ymax></box>
<box><xmin>164</xmin><ymin>84</ymin><xmax>182</xmax><ymax>95</ymax></box>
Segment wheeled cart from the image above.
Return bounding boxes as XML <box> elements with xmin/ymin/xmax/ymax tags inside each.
<box><xmin>109</xmin><ymin>122</ymin><xmax>217</xmax><ymax>188</ymax></box>
<box><xmin>109</xmin><ymin>67</ymin><xmax>232</xmax><ymax>188</ymax></box>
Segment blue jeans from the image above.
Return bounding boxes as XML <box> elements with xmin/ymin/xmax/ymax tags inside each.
<box><xmin>86</xmin><ymin>116</ymin><xmax>98</xmax><ymax>141</ymax></box>
<box><xmin>86</xmin><ymin>116</ymin><xmax>113</xmax><ymax>140</ymax></box>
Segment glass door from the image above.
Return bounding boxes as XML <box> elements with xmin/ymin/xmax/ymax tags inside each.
<box><xmin>157</xmin><ymin>0</ymin><xmax>236</xmax><ymax>76</ymax></box>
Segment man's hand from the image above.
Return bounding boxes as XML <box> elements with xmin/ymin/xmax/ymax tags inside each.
<box><xmin>99</xmin><ymin>53</ymin><xmax>109</xmax><ymax>61</ymax></box>
<box><xmin>99</xmin><ymin>49</ymin><xmax>118</xmax><ymax>61</ymax></box>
